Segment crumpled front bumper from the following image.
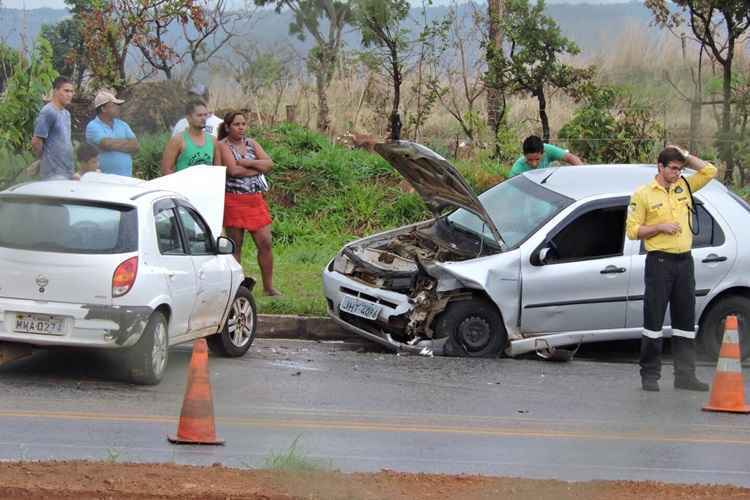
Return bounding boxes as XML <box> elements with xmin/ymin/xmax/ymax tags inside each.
<box><xmin>322</xmin><ymin>266</ymin><xmax>441</xmax><ymax>355</ymax></box>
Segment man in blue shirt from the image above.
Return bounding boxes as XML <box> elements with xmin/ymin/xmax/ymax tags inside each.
<box><xmin>86</xmin><ymin>90</ymin><xmax>139</xmax><ymax>177</ymax></box>
<box><xmin>509</xmin><ymin>135</ymin><xmax>582</xmax><ymax>177</ymax></box>
<box><xmin>32</xmin><ymin>76</ymin><xmax>75</xmax><ymax>180</ymax></box>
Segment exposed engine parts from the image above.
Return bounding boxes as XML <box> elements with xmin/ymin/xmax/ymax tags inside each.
<box><xmin>332</xmin><ymin>220</ymin><xmax>493</xmax><ymax>345</ymax></box>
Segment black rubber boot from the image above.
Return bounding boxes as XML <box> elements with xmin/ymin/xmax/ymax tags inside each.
<box><xmin>640</xmin><ymin>336</ymin><xmax>662</xmax><ymax>391</ymax></box>
<box><xmin>672</xmin><ymin>336</ymin><xmax>709</xmax><ymax>392</ymax></box>
<box><xmin>642</xmin><ymin>379</ymin><xmax>660</xmax><ymax>392</ymax></box>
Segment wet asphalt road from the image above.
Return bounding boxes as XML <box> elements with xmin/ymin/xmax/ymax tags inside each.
<box><xmin>1</xmin><ymin>338</ymin><xmax>749</xmax><ymax>486</ymax></box>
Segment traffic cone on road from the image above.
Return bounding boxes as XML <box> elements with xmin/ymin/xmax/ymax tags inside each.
<box><xmin>168</xmin><ymin>339</ymin><xmax>225</xmax><ymax>445</ymax></box>
<box><xmin>703</xmin><ymin>315</ymin><xmax>750</xmax><ymax>414</ymax></box>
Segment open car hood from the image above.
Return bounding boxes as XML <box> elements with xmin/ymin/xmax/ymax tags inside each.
<box><xmin>375</xmin><ymin>141</ymin><xmax>505</xmax><ymax>248</ymax></box>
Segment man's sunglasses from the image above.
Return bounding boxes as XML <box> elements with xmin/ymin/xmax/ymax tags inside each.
<box><xmin>661</xmin><ymin>165</ymin><xmax>685</xmax><ymax>172</ymax></box>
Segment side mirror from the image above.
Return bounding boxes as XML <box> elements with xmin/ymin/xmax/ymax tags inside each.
<box><xmin>217</xmin><ymin>236</ymin><xmax>235</xmax><ymax>255</ymax></box>
<box><xmin>538</xmin><ymin>246</ymin><xmax>550</xmax><ymax>264</ymax></box>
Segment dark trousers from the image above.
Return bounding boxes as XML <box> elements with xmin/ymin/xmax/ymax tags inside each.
<box><xmin>640</xmin><ymin>251</ymin><xmax>697</xmax><ymax>381</ymax></box>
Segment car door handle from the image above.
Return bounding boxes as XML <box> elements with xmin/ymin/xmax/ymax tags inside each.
<box><xmin>199</xmin><ymin>271</ymin><xmax>206</xmax><ymax>279</ymax></box>
<box><xmin>702</xmin><ymin>255</ymin><xmax>727</xmax><ymax>263</ymax></box>
<box><xmin>600</xmin><ymin>266</ymin><xmax>626</xmax><ymax>274</ymax></box>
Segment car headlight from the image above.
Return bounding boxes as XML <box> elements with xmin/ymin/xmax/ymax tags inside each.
<box><xmin>332</xmin><ymin>253</ymin><xmax>352</xmax><ymax>274</ymax></box>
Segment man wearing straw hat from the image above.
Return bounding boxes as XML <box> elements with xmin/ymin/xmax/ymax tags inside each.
<box><xmin>85</xmin><ymin>89</ymin><xmax>139</xmax><ymax>177</ymax></box>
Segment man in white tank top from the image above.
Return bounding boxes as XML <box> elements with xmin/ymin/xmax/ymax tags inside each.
<box><xmin>172</xmin><ymin>84</ymin><xmax>223</xmax><ymax>138</ymax></box>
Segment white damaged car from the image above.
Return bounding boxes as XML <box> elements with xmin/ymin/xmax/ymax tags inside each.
<box><xmin>323</xmin><ymin>141</ymin><xmax>750</xmax><ymax>359</ymax></box>
<box><xmin>0</xmin><ymin>167</ymin><xmax>257</xmax><ymax>384</ymax></box>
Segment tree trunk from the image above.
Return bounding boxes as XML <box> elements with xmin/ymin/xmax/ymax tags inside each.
<box><xmin>537</xmin><ymin>87</ymin><xmax>550</xmax><ymax>143</ymax></box>
<box><xmin>688</xmin><ymin>97</ymin><xmax>702</xmax><ymax>153</ymax></box>
<box><xmin>315</xmin><ymin>69</ymin><xmax>330</xmax><ymax>133</ymax></box>
<box><xmin>741</xmin><ymin>112</ymin><xmax>748</xmax><ymax>186</ymax></box>
<box><xmin>721</xmin><ymin>53</ymin><xmax>734</xmax><ymax>184</ymax></box>
<box><xmin>286</xmin><ymin>104</ymin><xmax>297</xmax><ymax>124</ymax></box>
<box><xmin>413</xmin><ymin>47</ymin><xmax>425</xmax><ymax>142</ymax></box>
<box><xmin>485</xmin><ymin>0</ymin><xmax>504</xmax><ymax>150</ymax></box>
<box><xmin>389</xmin><ymin>46</ymin><xmax>402</xmax><ymax>141</ymax></box>
<box><xmin>353</xmin><ymin>73</ymin><xmax>372</xmax><ymax>131</ymax></box>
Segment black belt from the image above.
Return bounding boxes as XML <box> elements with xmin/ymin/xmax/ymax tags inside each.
<box><xmin>648</xmin><ymin>251</ymin><xmax>692</xmax><ymax>260</ymax></box>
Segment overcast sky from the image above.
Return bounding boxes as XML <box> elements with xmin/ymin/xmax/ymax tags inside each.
<box><xmin>3</xmin><ymin>0</ymin><xmax>635</xmax><ymax>9</ymax></box>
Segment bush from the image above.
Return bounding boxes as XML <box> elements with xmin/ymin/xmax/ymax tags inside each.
<box><xmin>0</xmin><ymin>148</ymin><xmax>34</xmax><ymax>190</ymax></box>
<box><xmin>558</xmin><ymin>85</ymin><xmax>664</xmax><ymax>164</ymax></box>
<box><xmin>0</xmin><ymin>37</ymin><xmax>58</xmax><ymax>152</ymax></box>
<box><xmin>0</xmin><ymin>42</ymin><xmax>20</xmax><ymax>93</ymax></box>
<box><xmin>133</xmin><ymin>132</ymin><xmax>168</xmax><ymax>180</ymax></box>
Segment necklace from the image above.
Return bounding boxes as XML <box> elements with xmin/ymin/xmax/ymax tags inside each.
<box><xmin>229</xmin><ymin>137</ymin><xmax>246</xmax><ymax>153</ymax></box>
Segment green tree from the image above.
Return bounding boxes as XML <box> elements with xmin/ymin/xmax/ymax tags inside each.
<box><xmin>427</xmin><ymin>3</ymin><xmax>486</xmax><ymax>143</ymax></box>
<box><xmin>501</xmin><ymin>0</ymin><xmax>593</xmax><ymax>142</ymax></box>
<box><xmin>71</xmin><ymin>0</ymin><xmax>218</xmax><ymax>89</ymax></box>
<box><xmin>0</xmin><ymin>37</ymin><xmax>58</xmax><ymax>152</ymax></box>
<box><xmin>558</xmin><ymin>86</ymin><xmax>664</xmax><ymax>164</ymax></box>
<box><xmin>255</xmin><ymin>0</ymin><xmax>353</xmax><ymax>133</ymax></box>
<box><xmin>232</xmin><ymin>42</ymin><xmax>298</xmax><ymax>123</ymax></box>
<box><xmin>645</xmin><ymin>0</ymin><xmax>750</xmax><ymax>184</ymax></box>
<box><xmin>353</xmin><ymin>0</ymin><xmax>410</xmax><ymax>139</ymax></box>
<box><xmin>39</xmin><ymin>18</ymin><xmax>87</xmax><ymax>90</ymax></box>
<box><xmin>0</xmin><ymin>42</ymin><xmax>20</xmax><ymax>94</ymax></box>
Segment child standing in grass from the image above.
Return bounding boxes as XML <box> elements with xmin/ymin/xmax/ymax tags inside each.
<box><xmin>76</xmin><ymin>143</ymin><xmax>100</xmax><ymax>177</ymax></box>
<box><xmin>25</xmin><ymin>143</ymin><xmax>100</xmax><ymax>180</ymax></box>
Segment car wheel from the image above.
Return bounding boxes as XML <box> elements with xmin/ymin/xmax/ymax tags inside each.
<box><xmin>127</xmin><ymin>311</ymin><xmax>169</xmax><ymax>385</ymax></box>
<box><xmin>698</xmin><ymin>295</ymin><xmax>750</xmax><ymax>361</ymax></box>
<box><xmin>207</xmin><ymin>286</ymin><xmax>257</xmax><ymax>357</ymax></box>
<box><xmin>434</xmin><ymin>298</ymin><xmax>507</xmax><ymax>358</ymax></box>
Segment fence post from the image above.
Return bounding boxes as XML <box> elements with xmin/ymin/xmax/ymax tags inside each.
<box><xmin>286</xmin><ymin>104</ymin><xmax>297</xmax><ymax>124</ymax></box>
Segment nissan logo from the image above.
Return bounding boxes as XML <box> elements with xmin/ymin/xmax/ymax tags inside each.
<box><xmin>36</xmin><ymin>275</ymin><xmax>49</xmax><ymax>289</ymax></box>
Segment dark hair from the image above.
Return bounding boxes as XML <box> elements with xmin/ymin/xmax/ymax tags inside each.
<box><xmin>76</xmin><ymin>143</ymin><xmax>98</xmax><ymax>163</ymax></box>
<box><xmin>218</xmin><ymin>111</ymin><xmax>246</xmax><ymax>141</ymax></box>
<box><xmin>185</xmin><ymin>99</ymin><xmax>207</xmax><ymax>116</ymax></box>
<box><xmin>657</xmin><ymin>147</ymin><xmax>686</xmax><ymax>168</ymax></box>
<box><xmin>52</xmin><ymin>76</ymin><xmax>72</xmax><ymax>90</ymax></box>
<box><xmin>522</xmin><ymin>135</ymin><xmax>544</xmax><ymax>155</ymax></box>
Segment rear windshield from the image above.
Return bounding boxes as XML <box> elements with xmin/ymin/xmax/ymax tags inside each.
<box><xmin>0</xmin><ymin>195</ymin><xmax>138</xmax><ymax>254</ymax></box>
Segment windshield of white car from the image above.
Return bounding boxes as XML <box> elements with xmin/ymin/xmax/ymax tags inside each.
<box><xmin>446</xmin><ymin>176</ymin><xmax>573</xmax><ymax>249</ymax></box>
<box><xmin>0</xmin><ymin>195</ymin><xmax>138</xmax><ymax>254</ymax></box>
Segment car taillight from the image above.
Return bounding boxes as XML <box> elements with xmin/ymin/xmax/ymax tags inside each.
<box><xmin>112</xmin><ymin>256</ymin><xmax>138</xmax><ymax>297</ymax></box>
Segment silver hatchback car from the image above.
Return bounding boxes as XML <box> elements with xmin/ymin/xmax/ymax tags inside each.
<box><xmin>323</xmin><ymin>141</ymin><xmax>750</xmax><ymax>360</ymax></box>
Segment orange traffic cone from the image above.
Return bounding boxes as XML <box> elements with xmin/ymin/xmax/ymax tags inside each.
<box><xmin>703</xmin><ymin>315</ymin><xmax>750</xmax><ymax>414</ymax></box>
<box><xmin>168</xmin><ymin>339</ymin><xmax>225</xmax><ymax>444</ymax></box>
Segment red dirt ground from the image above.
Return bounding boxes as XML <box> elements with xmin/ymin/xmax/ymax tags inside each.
<box><xmin>0</xmin><ymin>461</ymin><xmax>749</xmax><ymax>500</ymax></box>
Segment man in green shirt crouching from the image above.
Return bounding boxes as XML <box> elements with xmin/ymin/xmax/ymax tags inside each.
<box><xmin>509</xmin><ymin>135</ymin><xmax>582</xmax><ymax>177</ymax></box>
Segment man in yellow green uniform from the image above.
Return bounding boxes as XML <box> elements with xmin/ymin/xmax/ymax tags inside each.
<box><xmin>626</xmin><ymin>146</ymin><xmax>717</xmax><ymax>392</ymax></box>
